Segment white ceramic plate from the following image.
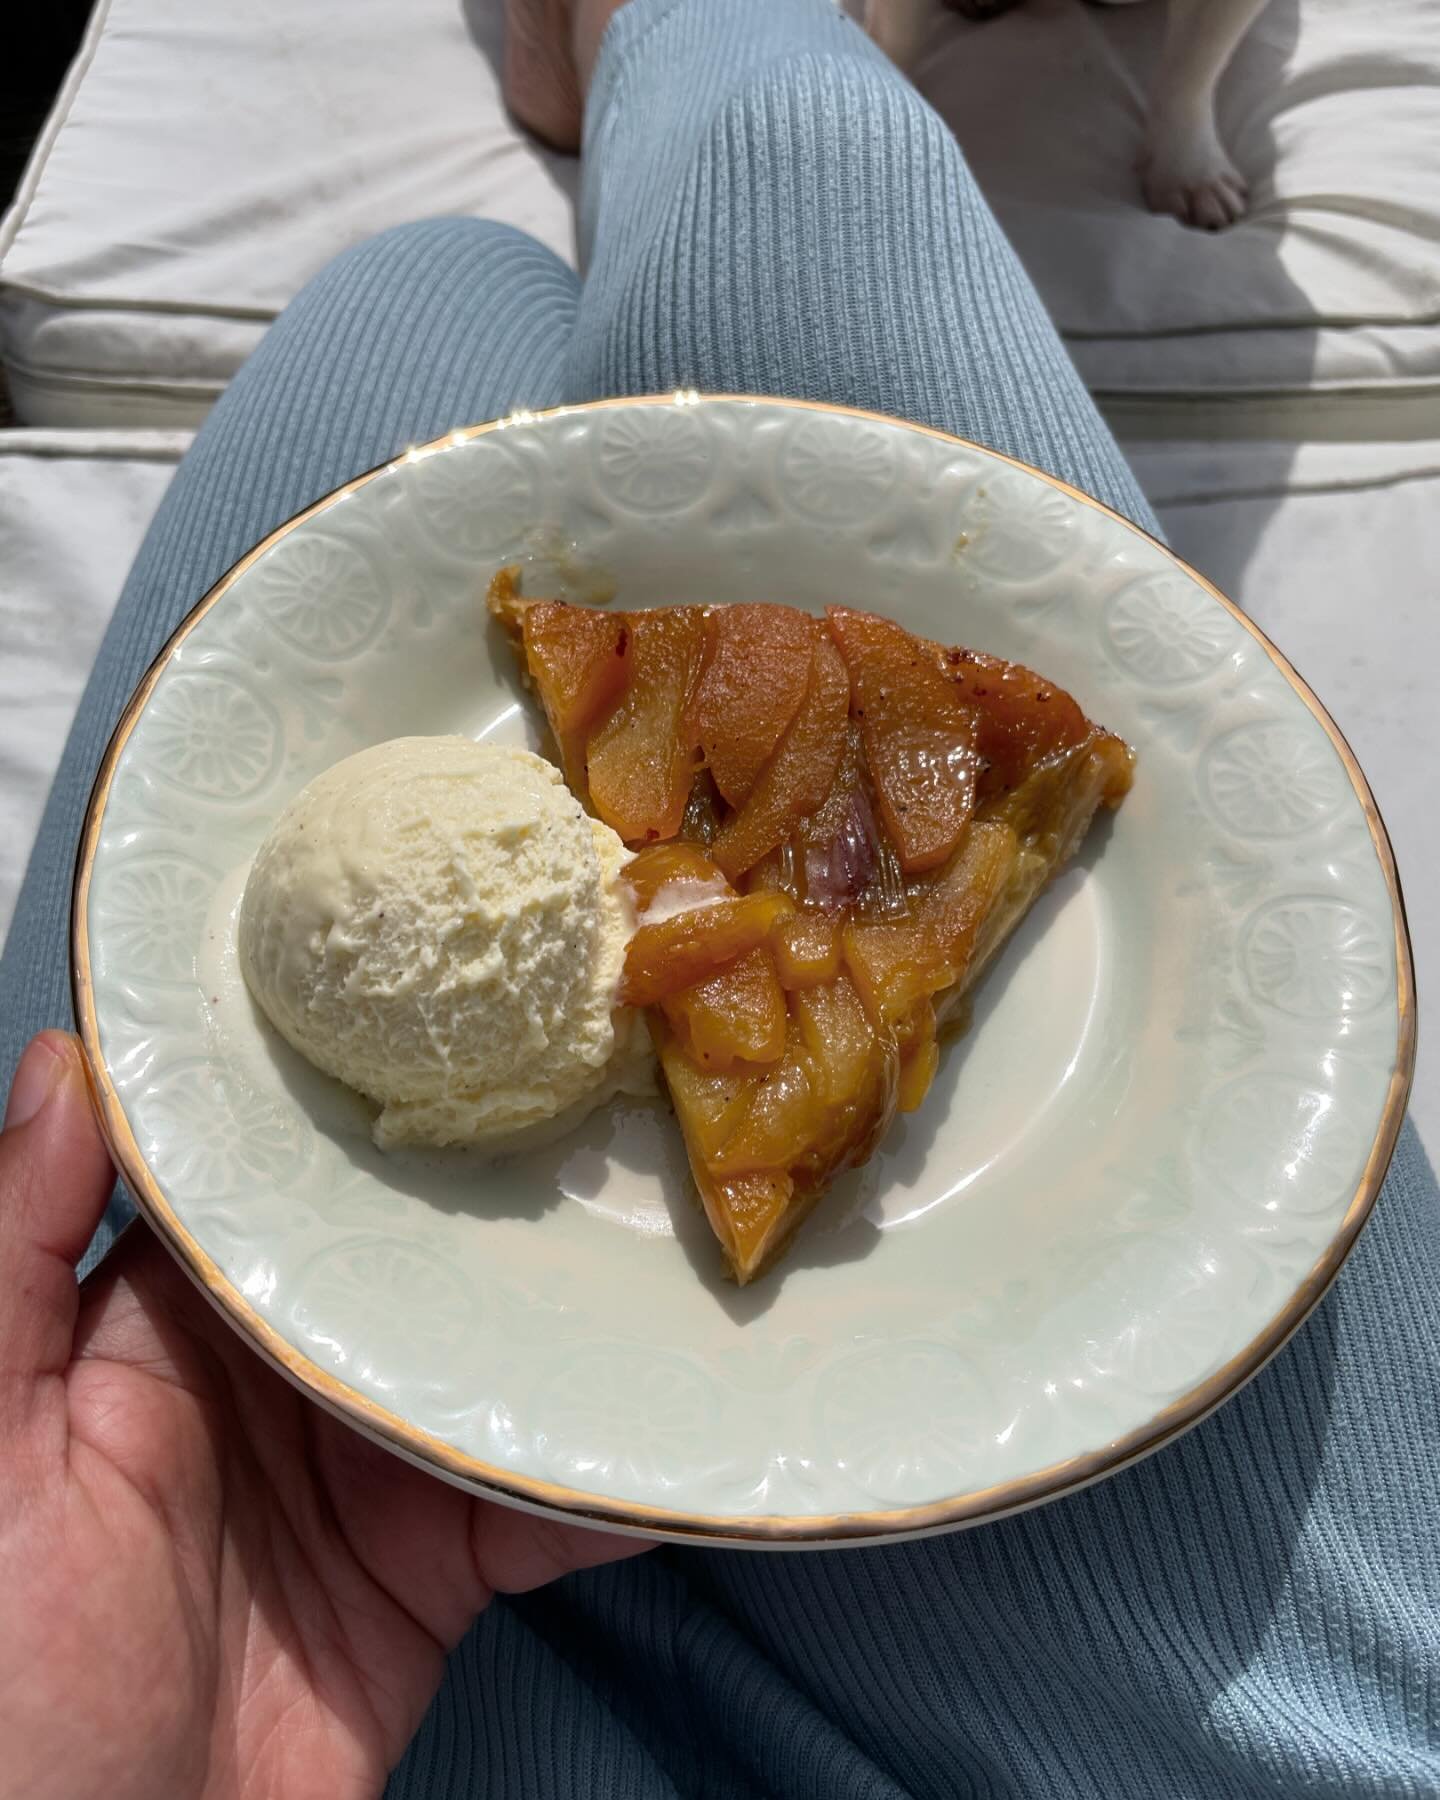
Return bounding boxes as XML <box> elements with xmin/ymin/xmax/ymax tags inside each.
<box><xmin>73</xmin><ymin>397</ymin><xmax>1414</xmax><ymax>1545</ymax></box>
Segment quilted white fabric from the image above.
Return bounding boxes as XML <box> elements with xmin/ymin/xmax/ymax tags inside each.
<box><xmin>0</xmin><ymin>431</ymin><xmax>185</xmax><ymax>940</ymax></box>
<box><xmin>1</xmin><ymin>0</ymin><xmax>1437</xmax><ymax>432</ymax></box>
<box><xmin>0</xmin><ymin>0</ymin><xmax>576</xmax><ymax>427</ymax></box>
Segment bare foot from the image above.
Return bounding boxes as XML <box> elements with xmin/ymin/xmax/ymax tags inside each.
<box><xmin>1141</xmin><ymin>113</ymin><xmax>1249</xmax><ymax>230</ymax></box>
<box><xmin>505</xmin><ymin>0</ymin><xmax>583</xmax><ymax>153</ymax></box>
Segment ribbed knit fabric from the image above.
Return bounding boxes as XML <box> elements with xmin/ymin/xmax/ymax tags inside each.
<box><xmin>506</xmin><ymin>1129</ymin><xmax>1440</xmax><ymax>1799</ymax></box>
<box><xmin>568</xmin><ymin>0</ymin><xmax>1152</xmax><ymax>527</ymax></box>
<box><xmin>0</xmin><ymin>2</ymin><xmax>1434</xmax><ymax>1795</ymax></box>
<box><xmin>0</xmin><ymin>218</ymin><xmax>581</xmax><ymax>1267</ymax></box>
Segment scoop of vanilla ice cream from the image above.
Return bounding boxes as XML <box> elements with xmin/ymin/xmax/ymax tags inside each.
<box><xmin>238</xmin><ymin>736</ymin><xmax>647</xmax><ymax>1149</ymax></box>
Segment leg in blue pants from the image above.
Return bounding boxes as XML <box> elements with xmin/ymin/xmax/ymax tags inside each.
<box><xmin>1</xmin><ymin>4</ymin><xmax>1434</xmax><ymax>1795</ymax></box>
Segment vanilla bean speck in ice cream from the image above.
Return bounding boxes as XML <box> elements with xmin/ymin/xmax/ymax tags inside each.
<box><xmin>238</xmin><ymin>736</ymin><xmax>650</xmax><ymax>1149</ymax></box>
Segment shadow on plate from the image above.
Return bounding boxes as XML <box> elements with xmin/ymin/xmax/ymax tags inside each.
<box><xmin>250</xmin><ymin>989</ymin><xmax>569</xmax><ymax>1223</ymax></box>
<box><xmin>862</xmin><ymin>808</ymin><xmax>1120</xmax><ymax>1206</ymax></box>
<box><xmin>250</xmin><ymin>809</ymin><xmax>1121</xmax><ymax>1309</ymax></box>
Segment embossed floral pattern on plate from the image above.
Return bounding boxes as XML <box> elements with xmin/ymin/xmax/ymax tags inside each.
<box><xmin>139</xmin><ymin>671</ymin><xmax>281</xmax><ymax>800</ymax></box>
<box><xmin>78</xmin><ymin>398</ymin><xmax>1409</xmax><ymax>1539</ymax></box>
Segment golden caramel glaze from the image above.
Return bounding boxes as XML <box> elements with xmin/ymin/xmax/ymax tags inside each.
<box><xmin>490</xmin><ymin>582</ymin><xmax>1133</xmax><ymax>1282</ymax></box>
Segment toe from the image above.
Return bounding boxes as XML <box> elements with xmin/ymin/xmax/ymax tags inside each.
<box><xmin>1188</xmin><ymin>184</ymin><xmax>1230</xmax><ymax>231</ymax></box>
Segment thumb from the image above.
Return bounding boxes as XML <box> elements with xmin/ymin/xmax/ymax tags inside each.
<box><xmin>0</xmin><ymin>1033</ymin><xmax>116</xmax><ymax>1425</ymax></box>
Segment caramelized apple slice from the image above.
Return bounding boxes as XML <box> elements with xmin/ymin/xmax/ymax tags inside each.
<box><xmin>772</xmin><ymin>913</ymin><xmax>841</xmax><ymax>989</ymax></box>
<box><xmin>983</xmin><ymin>736</ymin><xmax>1132</xmax><ymax>849</ymax></box>
<box><xmin>486</xmin><ymin>575</ymin><xmax>631</xmax><ymax>791</ymax></box>
<box><xmin>791</xmin><ymin>974</ymin><xmax>899</xmax><ymax>1169</ymax></box>
<box><xmin>792</xmin><ymin>973</ymin><xmax>894</xmax><ymax>1108</ymax></box>
<box><xmin>522</xmin><ymin>604</ymin><xmax>628</xmax><ymax>738</ymax></box>
<box><xmin>711</xmin><ymin>634</ymin><xmax>849</xmax><ymax>882</ymax></box>
<box><xmin>662</xmin><ymin>948</ymin><xmax>788</xmax><ymax>1070</ymax></box>
<box><xmin>706</xmin><ymin>1172</ymin><xmax>796</xmax><ymax>1282</ymax></box>
<box><xmin>827</xmin><ymin>606</ymin><xmax>983</xmax><ymax>876</ymax></box>
<box><xmin>898</xmin><ymin>1036</ymin><xmax>940</xmax><ymax>1114</ymax></box>
<box><xmin>624</xmin><ymin>841</ymin><xmax>729</xmax><ymax>913</ymax></box>
<box><xmin>844</xmin><ymin>820</ymin><xmax>1013</xmax><ymax>1027</ymax></box>
<box><xmin>653</xmin><ymin>1026</ymin><xmax>793</xmax><ymax>1276</ymax></box>
<box><xmin>670</xmin><ymin>980</ymin><xmax>899</xmax><ymax>1282</ymax></box>
<box><xmin>894</xmin><ymin>998</ymin><xmax>940</xmax><ymax>1114</ymax></box>
<box><xmin>716</xmin><ymin>974</ymin><xmax>896</xmax><ymax>1182</ymax></box>
<box><xmin>521</xmin><ymin>601</ymin><xmax>630</xmax><ymax>775</ymax></box>
<box><xmin>587</xmin><ymin>608</ymin><xmax>707</xmax><ymax>843</ymax></box>
<box><xmin>653</xmin><ymin>1028</ymin><xmax>762</xmax><ymax>1160</ymax></box>
<box><xmin>693</xmin><ymin>604</ymin><xmax>815</xmax><ymax>806</ymax></box>
<box><xmin>621</xmin><ymin>890</ymin><xmax>793</xmax><ymax>1006</ymax></box>
<box><xmin>929</xmin><ymin>644</ymin><xmax>1090</xmax><ymax>800</ymax></box>
<box><xmin>710</xmin><ymin>1042</ymin><xmax>816</xmax><ymax>1177</ymax></box>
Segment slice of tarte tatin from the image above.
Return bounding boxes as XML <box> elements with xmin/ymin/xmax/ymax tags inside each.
<box><xmin>489</xmin><ymin>572</ymin><xmax>1134</xmax><ymax>1283</ymax></box>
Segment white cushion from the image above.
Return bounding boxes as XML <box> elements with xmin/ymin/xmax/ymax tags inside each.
<box><xmin>0</xmin><ymin>430</ymin><xmax>185</xmax><ymax>944</ymax></box>
<box><xmin>4</xmin><ymin>0</ymin><xmax>1439</xmax><ymax>435</ymax></box>
<box><xmin>915</xmin><ymin>0</ymin><xmax>1440</xmax><ymax>429</ymax></box>
<box><xmin>0</xmin><ymin>0</ymin><xmax>576</xmax><ymax>429</ymax></box>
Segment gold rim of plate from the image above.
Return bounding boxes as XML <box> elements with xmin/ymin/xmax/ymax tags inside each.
<box><xmin>69</xmin><ymin>395</ymin><xmax>1418</xmax><ymax>1545</ymax></box>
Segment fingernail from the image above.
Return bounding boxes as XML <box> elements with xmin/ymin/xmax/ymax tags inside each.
<box><xmin>3</xmin><ymin>1033</ymin><xmax>69</xmax><ymax>1131</ymax></box>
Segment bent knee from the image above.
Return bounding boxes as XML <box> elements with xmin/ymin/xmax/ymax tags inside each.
<box><xmin>264</xmin><ymin>217</ymin><xmax>575</xmax><ymax>350</ymax></box>
<box><xmin>321</xmin><ymin>217</ymin><xmax>558</xmax><ymax>285</ymax></box>
<box><xmin>720</xmin><ymin>46</ymin><xmax>957</xmax><ymax>166</ymax></box>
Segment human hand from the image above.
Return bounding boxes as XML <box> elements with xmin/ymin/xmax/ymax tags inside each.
<box><xmin>0</xmin><ymin>1032</ymin><xmax>647</xmax><ymax>1800</ymax></box>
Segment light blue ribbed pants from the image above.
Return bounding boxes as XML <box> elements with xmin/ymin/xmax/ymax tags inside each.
<box><xmin>2</xmin><ymin>3</ymin><xmax>1435</xmax><ymax>1795</ymax></box>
